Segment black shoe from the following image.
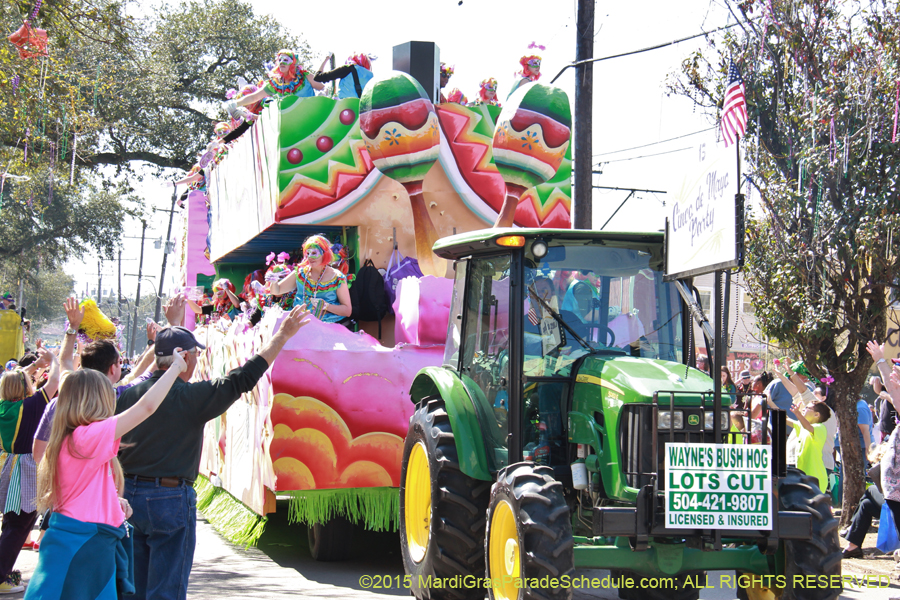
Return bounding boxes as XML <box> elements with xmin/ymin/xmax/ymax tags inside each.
<box><xmin>842</xmin><ymin>547</ymin><xmax>864</xmax><ymax>559</ymax></box>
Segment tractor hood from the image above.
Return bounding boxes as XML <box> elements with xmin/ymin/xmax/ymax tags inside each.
<box><xmin>577</xmin><ymin>356</ymin><xmax>721</xmax><ymax>406</ymax></box>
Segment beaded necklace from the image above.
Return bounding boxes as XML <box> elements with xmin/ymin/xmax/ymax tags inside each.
<box><xmin>301</xmin><ymin>266</ymin><xmax>326</xmax><ymax>305</ymax></box>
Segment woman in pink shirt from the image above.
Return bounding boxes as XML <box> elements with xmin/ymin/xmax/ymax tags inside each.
<box><xmin>24</xmin><ymin>349</ymin><xmax>186</xmax><ymax>599</ymax></box>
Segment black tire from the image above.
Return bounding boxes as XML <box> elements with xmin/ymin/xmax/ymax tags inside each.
<box><xmin>307</xmin><ymin>516</ymin><xmax>354</xmax><ymax>561</ymax></box>
<box><xmin>400</xmin><ymin>397</ymin><xmax>491</xmax><ymax>600</ymax></box>
<box><xmin>611</xmin><ymin>570</ymin><xmax>704</xmax><ymax>600</ymax></box>
<box><xmin>485</xmin><ymin>462</ymin><xmax>574</xmax><ymax>600</ymax></box>
<box><xmin>736</xmin><ymin>467</ymin><xmax>842</xmax><ymax>600</ymax></box>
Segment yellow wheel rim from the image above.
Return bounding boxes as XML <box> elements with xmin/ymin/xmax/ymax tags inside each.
<box><xmin>488</xmin><ymin>499</ymin><xmax>520</xmax><ymax>600</ymax></box>
<box><xmin>740</xmin><ymin>581</ymin><xmax>778</xmax><ymax>600</ymax></box>
<box><xmin>404</xmin><ymin>442</ymin><xmax>431</xmax><ymax>563</ymax></box>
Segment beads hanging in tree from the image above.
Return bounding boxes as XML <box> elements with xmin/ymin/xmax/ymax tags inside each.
<box><xmin>892</xmin><ymin>80</ymin><xmax>899</xmax><ymax>143</ymax></box>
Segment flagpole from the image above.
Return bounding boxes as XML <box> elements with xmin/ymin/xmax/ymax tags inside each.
<box><xmin>736</xmin><ymin>134</ymin><xmax>741</xmax><ymax>194</ymax></box>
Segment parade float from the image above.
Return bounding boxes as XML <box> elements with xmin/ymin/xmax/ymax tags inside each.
<box><xmin>174</xmin><ymin>46</ymin><xmax>572</xmax><ymax>554</ymax></box>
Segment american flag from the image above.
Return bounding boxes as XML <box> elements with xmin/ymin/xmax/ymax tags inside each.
<box><xmin>528</xmin><ymin>303</ymin><xmax>540</xmax><ymax>326</ymax></box>
<box><xmin>721</xmin><ymin>60</ymin><xmax>747</xmax><ymax>147</ymax></box>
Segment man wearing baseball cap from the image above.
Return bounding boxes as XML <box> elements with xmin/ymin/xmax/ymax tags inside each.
<box><xmin>116</xmin><ymin>306</ymin><xmax>310</xmax><ymax>600</ymax></box>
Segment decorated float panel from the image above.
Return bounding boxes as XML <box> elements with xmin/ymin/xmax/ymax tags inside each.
<box><xmin>192</xmin><ymin>276</ymin><xmax>451</xmax><ymax>543</ymax></box>
<box><xmin>204</xmin><ymin>79</ymin><xmax>573</xmax><ymax>272</ymax></box>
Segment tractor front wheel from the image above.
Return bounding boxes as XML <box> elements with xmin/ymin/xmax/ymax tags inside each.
<box><xmin>737</xmin><ymin>467</ymin><xmax>842</xmax><ymax>600</ymax></box>
<box><xmin>400</xmin><ymin>397</ymin><xmax>491</xmax><ymax>600</ymax></box>
<box><xmin>485</xmin><ymin>462</ymin><xmax>574</xmax><ymax>600</ymax></box>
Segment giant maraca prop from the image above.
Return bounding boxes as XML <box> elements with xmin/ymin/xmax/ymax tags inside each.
<box><xmin>491</xmin><ymin>83</ymin><xmax>572</xmax><ymax>228</ymax></box>
<box><xmin>359</xmin><ymin>72</ymin><xmax>446</xmax><ymax>277</ymax></box>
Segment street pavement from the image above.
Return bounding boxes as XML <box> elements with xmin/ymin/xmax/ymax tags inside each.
<box><xmin>8</xmin><ymin>500</ymin><xmax>899</xmax><ymax>599</ymax></box>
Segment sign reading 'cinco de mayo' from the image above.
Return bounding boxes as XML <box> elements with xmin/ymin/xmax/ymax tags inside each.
<box><xmin>665</xmin><ymin>142</ymin><xmax>741</xmax><ymax>280</ymax></box>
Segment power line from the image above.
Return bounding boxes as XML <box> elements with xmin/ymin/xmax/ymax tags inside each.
<box><xmin>550</xmin><ymin>22</ymin><xmax>742</xmax><ymax>83</ymax></box>
<box><xmin>596</xmin><ymin>146</ymin><xmax>692</xmax><ymax>164</ymax></box>
<box><xmin>593</xmin><ymin>127</ymin><xmax>717</xmax><ymax>157</ymax></box>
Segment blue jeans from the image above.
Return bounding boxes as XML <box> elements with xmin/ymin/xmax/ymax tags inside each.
<box><xmin>123</xmin><ymin>478</ymin><xmax>196</xmax><ymax>600</ymax></box>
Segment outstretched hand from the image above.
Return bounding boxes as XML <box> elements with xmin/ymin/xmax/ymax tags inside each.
<box><xmin>34</xmin><ymin>347</ymin><xmax>55</xmax><ymax>368</ymax></box>
<box><xmin>867</xmin><ymin>340</ymin><xmax>885</xmax><ymax>363</ymax></box>
<box><xmin>277</xmin><ymin>305</ymin><xmax>311</xmax><ymax>338</ymax></box>
<box><xmin>146</xmin><ymin>321</ymin><xmax>159</xmax><ymax>342</ymax></box>
<box><xmin>164</xmin><ymin>296</ymin><xmax>186</xmax><ymax>327</ymax></box>
<box><xmin>64</xmin><ymin>297</ymin><xmax>85</xmax><ymax>331</ymax></box>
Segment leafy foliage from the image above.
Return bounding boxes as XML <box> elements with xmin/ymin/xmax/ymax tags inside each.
<box><xmin>1</xmin><ymin>0</ymin><xmax>308</xmax><ymax>176</ymax></box>
<box><xmin>0</xmin><ymin>175</ymin><xmax>135</xmax><ymax>272</ymax></box>
<box><xmin>670</xmin><ymin>0</ymin><xmax>900</xmax><ymax>524</ymax></box>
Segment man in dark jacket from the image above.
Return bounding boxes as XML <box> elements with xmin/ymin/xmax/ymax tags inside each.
<box><xmin>116</xmin><ymin>306</ymin><xmax>309</xmax><ymax>600</ymax></box>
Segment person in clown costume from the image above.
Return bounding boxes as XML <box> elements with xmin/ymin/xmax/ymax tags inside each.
<box><xmin>473</xmin><ymin>78</ymin><xmax>501</xmax><ymax>107</ymax></box>
<box><xmin>508</xmin><ymin>43</ymin><xmax>544</xmax><ymax>98</ymax></box>
<box><xmin>266</xmin><ymin>235</ymin><xmax>352</xmax><ymax>326</ymax></box>
<box><xmin>439</xmin><ymin>62</ymin><xmax>454</xmax><ymax>103</ymax></box>
<box><xmin>313</xmin><ymin>52</ymin><xmax>375</xmax><ymax>99</ymax></box>
<box><xmin>447</xmin><ymin>88</ymin><xmax>468</xmax><ymax>105</ymax></box>
<box><xmin>223</xmin><ymin>49</ymin><xmax>325</xmax><ymax>119</ymax></box>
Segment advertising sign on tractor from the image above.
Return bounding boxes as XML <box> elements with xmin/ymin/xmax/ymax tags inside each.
<box><xmin>664</xmin><ymin>443</ymin><xmax>772</xmax><ymax>530</ymax></box>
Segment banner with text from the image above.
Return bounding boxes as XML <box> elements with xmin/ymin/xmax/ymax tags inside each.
<box><xmin>665</xmin><ymin>443</ymin><xmax>772</xmax><ymax>530</ymax></box>
<box><xmin>665</xmin><ymin>143</ymin><xmax>740</xmax><ymax>280</ymax></box>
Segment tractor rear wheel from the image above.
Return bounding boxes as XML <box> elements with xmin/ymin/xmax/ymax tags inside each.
<box><xmin>485</xmin><ymin>462</ymin><xmax>574</xmax><ymax>600</ymax></box>
<box><xmin>400</xmin><ymin>397</ymin><xmax>491</xmax><ymax>600</ymax></box>
<box><xmin>737</xmin><ymin>467</ymin><xmax>842</xmax><ymax>600</ymax></box>
<box><xmin>307</xmin><ymin>516</ymin><xmax>354</xmax><ymax>561</ymax></box>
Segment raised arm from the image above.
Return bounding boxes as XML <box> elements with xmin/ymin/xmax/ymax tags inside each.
<box><xmin>791</xmin><ymin>397</ymin><xmax>814</xmax><ymax>434</ymax></box>
<box><xmin>773</xmin><ymin>361</ymin><xmax>799</xmax><ymax>397</ymax></box>
<box><xmin>233</xmin><ymin>86</ymin><xmax>268</xmax><ymax>108</ymax></box>
<box><xmin>225</xmin><ymin>288</ymin><xmax>242</xmax><ymax>310</ymax></box>
<box><xmin>164</xmin><ymin>295</ymin><xmax>186</xmax><ymax>327</ymax></box>
<box><xmin>60</xmin><ymin>297</ymin><xmax>85</xmax><ymax>374</ymax></box>
<box><xmin>868</xmin><ymin>340</ymin><xmax>900</xmax><ymax>412</ymax></box>
<box><xmin>265</xmin><ymin>268</ymin><xmax>297</xmax><ymax>297</ymax></box>
<box><xmin>257</xmin><ymin>306</ymin><xmax>311</xmax><ymax>366</ymax></box>
<box><xmin>114</xmin><ymin>350</ymin><xmax>187</xmax><ymax>439</ymax></box>
<box><xmin>316</xmin><ymin>52</ymin><xmax>333</xmax><ymax>74</ymax></box>
<box><xmin>37</xmin><ymin>348</ymin><xmax>61</xmax><ymax>399</ymax></box>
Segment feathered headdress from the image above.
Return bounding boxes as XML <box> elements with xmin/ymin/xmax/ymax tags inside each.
<box><xmin>76</xmin><ymin>299</ymin><xmax>117</xmax><ymax>341</ymax></box>
<box><xmin>440</xmin><ymin>63</ymin><xmax>455</xmax><ymax>78</ymax></box>
<box><xmin>348</xmin><ymin>53</ymin><xmax>376</xmax><ymax>71</ymax></box>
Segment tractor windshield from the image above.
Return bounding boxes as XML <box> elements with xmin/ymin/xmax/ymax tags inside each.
<box><xmin>523</xmin><ymin>240</ymin><xmax>682</xmax><ymax>377</ymax></box>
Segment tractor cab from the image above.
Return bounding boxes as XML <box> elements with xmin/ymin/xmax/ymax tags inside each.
<box><xmin>436</xmin><ymin>229</ymin><xmax>691</xmax><ymax>476</ymax></box>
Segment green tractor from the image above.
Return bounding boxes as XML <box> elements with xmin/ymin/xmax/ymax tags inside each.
<box><xmin>399</xmin><ymin>229</ymin><xmax>841</xmax><ymax>600</ymax></box>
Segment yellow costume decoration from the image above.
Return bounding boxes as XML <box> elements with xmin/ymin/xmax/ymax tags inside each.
<box><xmin>78</xmin><ymin>299</ymin><xmax>116</xmax><ymax>340</ymax></box>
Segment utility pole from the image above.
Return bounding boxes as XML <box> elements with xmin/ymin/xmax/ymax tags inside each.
<box><xmin>118</xmin><ymin>250</ymin><xmax>122</xmax><ymax>307</ymax></box>
<box><xmin>574</xmin><ymin>0</ymin><xmax>595</xmax><ymax>229</ymax></box>
<box><xmin>129</xmin><ymin>221</ymin><xmax>147</xmax><ymax>357</ymax></box>
<box><xmin>154</xmin><ymin>188</ymin><xmax>179</xmax><ymax>323</ymax></box>
<box><xmin>97</xmin><ymin>260</ymin><xmax>102</xmax><ymax>304</ymax></box>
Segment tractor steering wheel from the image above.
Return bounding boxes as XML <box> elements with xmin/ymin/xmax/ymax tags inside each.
<box><xmin>596</xmin><ymin>326</ymin><xmax>616</xmax><ymax>347</ymax></box>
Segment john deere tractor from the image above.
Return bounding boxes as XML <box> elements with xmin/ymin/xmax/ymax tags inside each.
<box><xmin>400</xmin><ymin>229</ymin><xmax>840</xmax><ymax>600</ymax></box>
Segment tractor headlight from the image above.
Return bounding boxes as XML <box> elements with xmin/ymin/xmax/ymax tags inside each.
<box><xmin>704</xmin><ymin>411</ymin><xmax>730</xmax><ymax>430</ymax></box>
<box><xmin>658</xmin><ymin>410</ymin><xmax>683</xmax><ymax>430</ymax></box>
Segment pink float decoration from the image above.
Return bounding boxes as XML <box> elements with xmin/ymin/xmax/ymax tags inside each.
<box><xmin>393</xmin><ymin>276</ymin><xmax>453</xmax><ymax>346</ymax></box>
